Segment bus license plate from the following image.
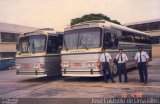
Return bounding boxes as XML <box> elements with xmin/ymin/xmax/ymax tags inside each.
<box><xmin>74</xmin><ymin>63</ymin><xmax>81</xmax><ymax>67</ymax></box>
<box><xmin>23</xmin><ymin>64</ymin><xmax>30</xmax><ymax>69</ymax></box>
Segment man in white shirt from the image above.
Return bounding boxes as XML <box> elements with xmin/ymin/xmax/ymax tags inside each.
<box><xmin>135</xmin><ymin>47</ymin><xmax>149</xmax><ymax>84</ymax></box>
<box><xmin>116</xmin><ymin>49</ymin><xmax>128</xmax><ymax>83</ymax></box>
<box><xmin>99</xmin><ymin>48</ymin><xmax>115</xmax><ymax>83</ymax></box>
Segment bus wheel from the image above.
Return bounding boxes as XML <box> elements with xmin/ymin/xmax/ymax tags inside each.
<box><xmin>112</xmin><ymin>63</ymin><xmax>118</xmax><ymax>76</ymax></box>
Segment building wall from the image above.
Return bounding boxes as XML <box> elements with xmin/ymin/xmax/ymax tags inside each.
<box><xmin>0</xmin><ymin>22</ymin><xmax>38</xmax><ymax>59</ymax></box>
<box><xmin>152</xmin><ymin>45</ymin><xmax>160</xmax><ymax>58</ymax></box>
<box><xmin>146</xmin><ymin>30</ymin><xmax>160</xmax><ymax>37</ymax></box>
<box><xmin>148</xmin><ymin>30</ymin><xmax>160</xmax><ymax>57</ymax></box>
<box><xmin>126</xmin><ymin>20</ymin><xmax>160</xmax><ymax>58</ymax></box>
<box><xmin>0</xmin><ymin>43</ymin><xmax>16</xmax><ymax>52</ymax></box>
<box><xmin>0</xmin><ymin>32</ymin><xmax>17</xmax><ymax>58</ymax></box>
<box><xmin>0</xmin><ymin>43</ymin><xmax>16</xmax><ymax>59</ymax></box>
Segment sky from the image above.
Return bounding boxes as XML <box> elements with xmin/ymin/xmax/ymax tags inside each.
<box><xmin>0</xmin><ymin>0</ymin><xmax>160</xmax><ymax>31</ymax></box>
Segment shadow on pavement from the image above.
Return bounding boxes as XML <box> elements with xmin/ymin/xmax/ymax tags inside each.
<box><xmin>63</xmin><ymin>76</ymin><xmax>103</xmax><ymax>82</ymax></box>
<box><xmin>18</xmin><ymin>75</ymin><xmax>63</xmax><ymax>83</ymax></box>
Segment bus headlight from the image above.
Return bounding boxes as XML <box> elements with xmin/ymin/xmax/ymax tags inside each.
<box><xmin>86</xmin><ymin>61</ymin><xmax>96</xmax><ymax>68</ymax></box>
<box><xmin>61</xmin><ymin>62</ymin><xmax>70</xmax><ymax>68</ymax></box>
<box><xmin>40</xmin><ymin>64</ymin><xmax>45</xmax><ymax>69</ymax></box>
<box><xmin>16</xmin><ymin>64</ymin><xmax>21</xmax><ymax>69</ymax></box>
<box><xmin>33</xmin><ymin>65</ymin><xmax>39</xmax><ymax>69</ymax></box>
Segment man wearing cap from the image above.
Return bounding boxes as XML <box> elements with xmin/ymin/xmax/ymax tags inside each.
<box><xmin>99</xmin><ymin>48</ymin><xmax>115</xmax><ymax>83</ymax></box>
<box><xmin>135</xmin><ymin>47</ymin><xmax>149</xmax><ymax>84</ymax></box>
<box><xmin>116</xmin><ymin>49</ymin><xmax>128</xmax><ymax>82</ymax></box>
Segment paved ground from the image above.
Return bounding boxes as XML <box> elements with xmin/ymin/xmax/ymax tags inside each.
<box><xmin>0</xmin><ymin>58</ymin><xmax>160</xmax><ymax>100</ymax></box>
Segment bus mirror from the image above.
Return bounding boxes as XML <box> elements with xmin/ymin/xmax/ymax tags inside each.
<box><xmin>16</xmin><ymin>44</ymin><xmax>19</xmax><ymax>51</ymax></box>
<box><xmin>17</xmin><ymin>51</ymin><xmax>21</xmax><ymax>55</ymax></box>
<box><xmin>57</xmin><ymin>46</ymin><xmax>62</xmax><ymax>53</ymax></box>
<box><xmin>59</xmin><ymin>46</ymin><xmax>62</xmax><ymax>50</ymax></box>
<box><xmin>16</xmin><ymin>44</ymin><xmax>21</xmax><ymax>55</ymax></box>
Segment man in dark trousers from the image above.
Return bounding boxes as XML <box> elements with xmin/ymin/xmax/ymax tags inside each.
<box><xmin>99</xmin><ymin>48</ymin><xmax>115</xmax><ymax>83</ymax></box>
<box><xmin>135</xmin><ymin>47</ymin><xmax>149</xmax><ymax>84</ymax></box>
<box><xmin>116</xmin><ymin>49</ymin><xmax>128</xmax><ymax>83</ymax></box>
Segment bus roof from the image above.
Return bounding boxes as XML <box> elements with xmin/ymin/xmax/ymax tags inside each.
<box><xmin>108</xmin><ymin>21</ymin><xmax>149</xmax><ymax>36</ymax></box>
<box><xmin>18</xmin><ymin>28</ymin><xmax>63</xmax><ymax>39</ymax></box>
<box><xmin>64</xmin><ymin>20</ymin><xmax>149</xmax><ymax>36</ymax></box>
<box><xmin>23</xmin><ymin>28</ymin><xmax>56</xmax><ymax>36</ymax></box>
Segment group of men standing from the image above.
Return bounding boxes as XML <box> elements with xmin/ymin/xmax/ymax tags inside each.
<box><xmin>99</xmin><ymin>47</ymin><xmax>149</xmax><ymax>84</ymax></box>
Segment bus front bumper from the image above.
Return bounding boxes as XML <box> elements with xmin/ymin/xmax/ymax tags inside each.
<box><xmin>16</xmin><ymin>69</ymin><xmax>47</xmax><ymax>76</ymax></box>
<box><xmin>62</xmin><ymin>69</ymin><xmax>103</xmax><ymax>77</ymax></box>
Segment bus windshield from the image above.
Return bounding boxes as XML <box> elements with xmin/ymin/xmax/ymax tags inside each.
<box><xmin>18</xmin><ymin>35</ymin><xmax>47</xmax><ymax>53</ymax></box>
<box><xmin>63</xmin><ymin>28</ymin><xmax>101</xmax><ymax>50</ymax></box>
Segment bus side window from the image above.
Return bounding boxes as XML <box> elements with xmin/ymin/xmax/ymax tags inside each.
<box><xmin>103</xmin><ymin>32</ymin><xmax>118</xmax><ymax>49</ymax></box>
<box><xmin>146</xmin><ymin>36</ymin><xmax>151</xmax><ymax>44</ymax></box>
<box><xmin>47</xmin><ymin>36</ymin><xmax>58</xmax><ymax>53</ymax></box>
<box><xmin>57</xmin><ymin>34</ymin><xmax>63</xmax><ymax>47</ymax></box>
<box><xmin>134</xmin><ymin>34</ymin><xmax>141</xmax><ymax>43</ymax></box>
<box><xmin>120</xmin><ymin>31</ymin><xmax>126</xmax><ymax>41</ymax></box>
<box><xmin>126</xmin><ymin>32</ymin><xmax>134</xmax><ymax>42</ymax></box>
<box><xmin>111</xmin><ymin>34</ymin><xmax>118</xmax><ymax>48</ymax></box>
<box><xmin>120</xmin><ymin>31</ymin><xmax>134</xmax><ymax>42</ymax></box>
<box><xmin>57</xmin><ymin>34</ymin><xmax>63</xmax><ymax>53</ymax></box>
<box><xmin>141</xmin><ymin>35</ymin><xmax>146</xmax><ymax>43</ymax></box>
<box><xmin>151</xmin><ymin>37</ymin><xmax>159</xmax><ymax>44</ymax></box>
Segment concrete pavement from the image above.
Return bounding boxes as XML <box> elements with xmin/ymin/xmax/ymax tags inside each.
<box><xmin>0</xmin><ymin>58</ymin><xmax>160</xmax><ymax>99</ymax></box>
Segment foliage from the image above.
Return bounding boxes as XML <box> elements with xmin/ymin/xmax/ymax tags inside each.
<box><xmin>71</xmin><ymin>13</ymin><xmax>121</xmax><ymax>25</ymax></box>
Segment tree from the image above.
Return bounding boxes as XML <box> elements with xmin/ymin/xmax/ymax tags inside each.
<box><xmin>70</xmin><ymin>13</ymin><xmax>121</xmax><ymax>25</ymax></box>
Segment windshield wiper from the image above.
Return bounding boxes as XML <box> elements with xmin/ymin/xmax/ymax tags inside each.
<box><xmin>79</xmin><ymin>37</ymin><xmax>88</xmax><ymax>50</ymax></box>
<box><xmin>81</xmin><ymin>41</ymin><xmax>88</xmax><ymax>50</ymax></box>
<box><xmin>32</xmin><ymin>40</ymin><xmax>35</xmax><ymax>54</ymax></box>
<box><xmin>63</xmin><ymin>39</ymin><xmax>68</xmax><ymax>51</ymax></box>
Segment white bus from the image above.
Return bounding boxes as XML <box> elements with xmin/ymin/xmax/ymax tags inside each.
<box><xmin>16</xmin><ymin>28</ymin><xmax>63</xmax><ymax>77</ymax></box>
<box><xmin>61</xmin><ymin>20</ymin><xmax>152</xmax><ymax>77</ymax></box>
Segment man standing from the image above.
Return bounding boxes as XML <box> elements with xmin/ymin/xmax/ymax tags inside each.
<box><xmin>116</xmin><ymin>49</ymin><xmax>128</xmax><ymax>83</ymax></box>
<box><xmin>99</xmin><ymin>48</ymin><xmax>115</xmax><ymax>83</ymax></box>
<box><xmin>135</xmin><ymin>47</ymin><xmax>149</xmax><ymax>84</ymax></box>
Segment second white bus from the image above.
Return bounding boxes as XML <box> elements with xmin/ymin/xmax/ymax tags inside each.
<box><xmin>61</xmin><ymin>20</ymin><xmax>152</xmax><ymax>77</ymax></box>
